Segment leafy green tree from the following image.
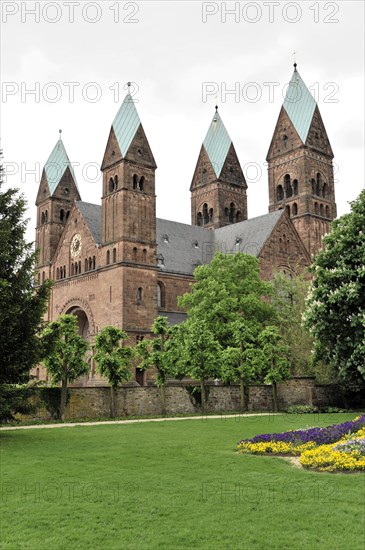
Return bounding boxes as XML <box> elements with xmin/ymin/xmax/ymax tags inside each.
<box><xmin>256</xmin><ymin>326</ymin><xmax>290</xmax><ymax>412</ymax></box>
<box><xmin>271</xmin><ymin>270</ymin><xmax>313</xmax><ymax>376</ymax></box>
<box><xmin>93</xmin><ymin>326</ymin><xmax>134</xmax><ymax>417</ymax></box>
<box><xmin>220</xmin><ymin>320</ymin><xmax>260</xmax><ymax>411</ymax></box>
<box><xmin>304</xmin><ymin>190</ymin><xmax>365</xmax><ymax>388</ymax></box>
<box><xmin>136</xmin><ymin>316</ymin><xmax>173</xmax><ymax>415</ymax></box>
<box><xmin>179</xmin><ymin>320</ymin><xmax>221</xmax><ymax>413</ymax></box>
<box><xmin>42</xmin><ymin>314</ymin><xmax>90</xmax><ymax>420</ymax></box>
<box><xmin>0</xmin><ymin>150</ymin><xmax>51</xmax><ymax>421</ymax></box>
<box><xmin>178</xmin><ymin>253</ymin><xmax>275</xmax><ymax>348</ymax></box>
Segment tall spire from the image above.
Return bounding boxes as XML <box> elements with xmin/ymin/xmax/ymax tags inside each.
<box><xmin>43</xmin><ymin>135</ymin><xmax>78</xmax><ymax>196</ymax></box>
<box><xmin>283</xmin><ymin>67</ymin><xmax>316</xmax><ymax>144</ymax></box>
<box><xmin>112</xmin><ymin>92</ymin><xmax>141</xmax><ymax>157</ymax></box>
<box><xmin>203</xmin><ymin>109</ymin><xmax>232</xmax><ymax>178</ymax></box>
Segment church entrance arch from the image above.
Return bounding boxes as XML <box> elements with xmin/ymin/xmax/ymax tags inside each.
<box><xmin>66</xmin><ymin>306</ymin><xmax>90</xmax><ymax>339</ymax></box>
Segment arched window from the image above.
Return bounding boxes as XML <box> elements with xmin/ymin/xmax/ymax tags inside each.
<box><xmin>64</xmin><ymin>265</ymin><xmax>66</xmax><ymax>278</ymax></box>
<box><xmin>42</xmin><ymin>272</ymin><xmax>45</xmax><ymax>283</ymax></box>
<box><xmin>66</xmin><ymin>210</ymin><xmax>70</xmax><ymax>220</ymax></box>
<box><xmin>225</xmin><ymin>207</ymin><xmax>229</xmax><ymax>221</ymax></box>
<box><xmin>142</xmin><ymin>249</ymin><xmax>147</xmax><ymax>263</ymax></box>
<box><xmin>229</xmin><ymin>202</ymin><xmax>235</xmax><ymax>223</ymax></box>
<box><xmin>292</xmin><ymin>202</ymin><xmax>298</xmax><ymax>216</ymax></box>
<box><xmin>157</xmin><ymin>282</ymin><xmax>165</xmax><ymax>308</ymax></box>
<box><xmin>314</xmin><ymin>202</ymin><xmax>319</xmax><ymax>215</ymax></box>
<box><xmin>311</xmin><ymin>178</ymin><xmax>316</xmax><ymax>195</ymax></box>
<box><xmin>197</xmin><ymin>212</ymin><xmax>203</xmax><ymax>226</ymax></box>
<box><xmin>284</xmin><ymin>174</ymin><xmax>292</xmax><ymax>198</ymax></box>
<box><xmin>286</xmin><ymin>205</ymin><xmax>291</xmax><ymax>217</ymax></box>
<box><xmin>92</xmin><ymin>256</ymin><xmax>96</xmax><ymax>270</ymax></box>
<box><xmin>60</xmin><ymin>209</ymin><xmax>65</xmax><ymax>222</ymax></box>
<box><xmin>56</xmin><ymin>268</ymin><xmax>59</xmax><ymax>280</ymax></box>
<box><xmin>71</xmin><ymin>263</ymin><xmax>74</xmax><ymax>276</ymax></box>
<box><xmin>109</xmin><ymin>177</ymin><xmax>114</xmax><ymax>193</ymax></box>
<box><xmin>209</xmin><ymin>208</ymin><xmax>214</xmax><ymax>222</ymax></box>
<box><xmin>41</xmin><ymin>212</ymin><xmax>45</xmax><ymax>224</ymax></box>
<box><xmin>316</xmin><ymin>173</ymin><xmax>321</xmax><ymax>196</ymax></box>
<box><xmin>137</xmin><ymin>287</ymin><xmax>143</xmax><ymax>305</ymax></box>
<box><xmin>132</xmin><ymin>247</ymin><xmax>137</xmax><ymax>261</ymax></box>
<box><xmin>114</xmin><ymin>175</ymin><xmax>118</xmax><ymax>190</ymax></box>
<box><xmin>112</xmin><ymin>248</ymin><xmax>116</xmax><ymax>263</ymax></box>
<box><xmin>85</xmin><ymin>259</ymin><xmax>88</xmax><ymax>271</ymax></box>
<box><xmin>106</xmin><ymin>250</ymin><xmax>110</xmax><ymax>265</ymax></box>
<box><xmin>45</xmin><ymin>210</ymin><xmax>48</xmax><ymax>222</ymax></box>
<box><xmin>322</xmin><ymin>183</ymin><xmax>327</xmax><ymax>198</ymax></box>
<box><xmin>133</xmin><ymin>174</ymin><xmax>138</xmax><ymax>190</ymax></box>
<box><xmin>203</xmin><ymin>203</ymin><xmax>209</xmax><ymax>224</ymax></box>
<box><xmin>325</xmin><ymin>205</ymin><xmax>330</xmax><ymax>218</ymax></box>
<box><xmin>139</xmin><ymin>176</ymin><xmax>145</xmax><ymax>191</ymax></box>
<box><xmin>293</xmin><ymin>179</ymin><xmax>298</xmax><ymax>195</ymax></box>
<box><xmin>75</xmin><ymin>262</ymin><xmax>78</xmax><ymax>275</ymax></box>
<box><xmin>320</xmin><ymin>204</ymin><xmax>324</xmax><ymax>216</ymax></box>
<box><xmin>78</xmin><ymin>261</ymin><xmax>81</xmax><ymax>273</ymax></box>
<box><xmin>276</xmin><ymin>185</ymin><xmax>284</xmax><ymax>202</ymax></box>
<box><xmin>236</xmin><ymin>211</ymin><xmax>241</xmax><ymax>222</ymax></box>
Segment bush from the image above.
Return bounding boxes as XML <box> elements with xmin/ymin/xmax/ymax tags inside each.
<box><xmin>286</xmin><ymin>405</ymin><xmax>319</xmax><ymax>414</ymax></box>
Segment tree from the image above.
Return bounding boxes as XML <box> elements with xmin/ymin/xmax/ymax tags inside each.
<box><xmin>179</xmin><ymin>320</ymin><xmax>221</xmax><ymax>413</ymax></box>
<box><xmin>93</xmin><ymin>326</ymin><xmax>134</xmax><ymax>418</ymax></box>
<box><xmin>0</xmin><ymin>150</ymin><xmax>51</xmax><ymax>421</ymax></box>
<box><xmin>256</xmin><ymin>326</ymin><xmax>290</xmax><ymax>412</ymax></box>
<box><xmin>136</xmin><ymin>316</ymin><xmax>174</xmax><ymax>415</ymax></box>
<box><xmin>42</xmin><ymin>314</ymin><xmax>90</xmax><ymax>420</ymax></box>
<box><xmin>178</xmin><ymin>253</ymin><xmax>275</xmax><ymax>348</ymax></box>
<box><xmin>304</xmin><ymin>190</ymin><xmax>365</xmax><ymax>388</ymax></box>
<box><xmin>271</xmin><ymin>270</ymin><xmax>313</xmax><ymax>376</ymax></box>
<box><xmin>220</xmin><ymin>319</ymin><xmax>260</xmax><ymax>411</ymax></box>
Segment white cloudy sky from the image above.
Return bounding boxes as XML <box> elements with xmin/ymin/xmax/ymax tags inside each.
<box><xmin>1</xmin><ymin>1</ymin><xmax>364</xmax><ymax>243</ymax></box>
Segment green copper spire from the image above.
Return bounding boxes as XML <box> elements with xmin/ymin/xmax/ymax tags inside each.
<box><xmin>203</xmin><ymin>108</ymin><xmax>232</xmax><ymax>178</ymax></box>
<box><xmin>112</xmin><ymin>92</ymin><xmax>141</xmax><ymax>157</ymax></box>
<box><xmin>44</xmin><ymin>134</ymin><xmax>77</xmax><ymax>195</ymax></box>
<box><xmin>283</xmin><ymin>65</ymin><xmax>316</xmax><ymax>144</ymax></box>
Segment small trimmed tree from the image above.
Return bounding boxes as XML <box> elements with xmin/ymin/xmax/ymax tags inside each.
<box><xmin>42</xmin><ymin>314</ymin><xmax>90</xmax><ymax>420</ymax></box>
<box><xmin>256</xmin><ymin>326</ymin><xmax>290</xmax><ymax>412</ymax></box>
<box><xmin>136</xmin><ymin>316</ymin><xmax>172</xmax><ymax>415</ymax></box>
<box><xmin>93</xmin><ymin>326</ymin><xmax>134</xmax><ymax>418</ymax></box>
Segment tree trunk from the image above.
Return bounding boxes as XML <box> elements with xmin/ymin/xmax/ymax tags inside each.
<box><xmin>239</xmin><ymin>377</ymin><xmax>246</xmax><ymax>413</ymax></box>
<box><xmin>59</xmin><ymin>378</ymin><xmax>68</xmax><ymax>421</ymax></box>
<box><xmin>160</xmin><ymin>385</ymin><xmax>166</xmax><ymax>416</ymax></box>
<box><xmin>272</xmin><ymin>381</ymin><xmax>279</xmax><ymax>412</ymax></box>
<box><xmin>110</xmin><ymin>386</ymin><xmax>118</xmax><ymax>418</ymax></box>
<box><xmin>200</xmin><ymin>380</ymin><xmax>206</xmax><ymax>414</ymax></box>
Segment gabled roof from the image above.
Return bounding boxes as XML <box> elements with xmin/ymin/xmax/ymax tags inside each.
<box><xmin>215</xmin><ymin>210</ymin><xmax>285</xmax><ymax>256</ymax></box>
<box><xmin>283</xmin><ymin>67</ymin><xmax>316</xmax><ymax>144</ymax></box>
<box><xmin>77</xmin><ymin>202</ymin><xmax>102</xmax><ymax>244</ymax></box>
<box><xmin>44</xmin><ymin>138</ymin><xmax>77</xmax><ymax>195</ymax></box>
<box><xmin>112</xmin><ymin>93</ymin><xmax>141</xmax><ymax>157</ymax></box>
<box><xmin>203</xmin><ymin>110</ymin><xmax>232</xmax><ymax>178</ymax></box>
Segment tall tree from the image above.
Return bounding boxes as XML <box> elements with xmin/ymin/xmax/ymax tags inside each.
<box><xmin>0</xmin><ymin>150</ymin><xmax>51</xmax><ymax>421</ymax></box>
<box><xmin>93</xmin><ymin>326</ymin><xmax>134</xmax><ymax>418</ymax></box>
<box><xmin>271</xmin><ymin>270</ymin><xmax>313</xmax><ymax>376</ymax></box>
<box><xmin>42</xmin><ymin>314</ymin><xmax>90</xmax><ymax>420</ymax></box>
<box><xmin>178</xmin><ymin>252</ymin><xmax>275</xmax><ymax>348</ymax></box>
<box><xmin>137</xmin><ymin>317</ymin><xmax>173</xmax><ymax>415</ymax></box>
<box><xmin>220</xmin><ymin>320</ymin><xmax>260</xmax><ymax>412</ymax></box>
<box><xmin>304</xmin><ymin>190</ymin><xmax>365</xmax><ymax>388</ymax></box>
<box><xmin>256</xmin><ymin>326</ymin><xmax>290</xmax><ymax>412</ymax></box>
<box><xmin>179</xmin><ymin>320</ymin><xmax>221</xmax><ymax>413</ymax></box>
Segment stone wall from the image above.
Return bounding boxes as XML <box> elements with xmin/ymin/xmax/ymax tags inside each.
<box><xmin>23</xmin><ymin>377</ymin><xmax>344</xmax><ymax>421</ymax></box>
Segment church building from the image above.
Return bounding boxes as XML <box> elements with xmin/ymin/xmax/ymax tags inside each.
<box><xmin>35</xmin><ymin>65</ymin><xmax>337</xmax><ymax>385</ymax></box>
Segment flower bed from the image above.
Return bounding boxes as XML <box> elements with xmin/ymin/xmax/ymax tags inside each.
<box><xmin>236</xmin><ymin>415</ymin><xmax>365</xmax><ymax>472</ymax></box>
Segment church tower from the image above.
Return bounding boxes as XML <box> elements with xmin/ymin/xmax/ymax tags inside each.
<box><xmin>101</xmin><ymin>91</ymin><xmax>157</xmax><ymax>265</ymax></box>
<box><xmin>35</xmin><ymin>134</ymin><xmax>80</xmax><ymax>277</ymax></box>
<box><xmin>267</xmin><ymin>64</ymin><xmax>337</xmax><ymax>257</ymax></box>
<box><xmin>191</xmin><ymin>107</ymin><xmax>247</xmax><ymax>229</ymax></box>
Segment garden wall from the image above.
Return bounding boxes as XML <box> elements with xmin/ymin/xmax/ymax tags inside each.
<box><xmin>26</xmin><ymin>377</ymin><xmax>344</xmax><ymax>421</ymax></box>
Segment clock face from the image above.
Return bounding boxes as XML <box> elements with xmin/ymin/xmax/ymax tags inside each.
<box><xmin>70</xmin><ymin>234</ymin><xmax>82</xmax><ymax>257</ymax></box>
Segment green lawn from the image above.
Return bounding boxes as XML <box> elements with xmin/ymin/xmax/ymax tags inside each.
<box><xmin>1</xmin><ymin>413</ymin><xmax>364</xmax><ymax>549</ymax></box>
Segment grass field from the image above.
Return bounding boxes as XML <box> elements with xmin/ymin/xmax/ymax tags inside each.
<box><xmin>1</xmin><ymin>413</ymin><xmax>364</xmax><ymax>549</ymax></box>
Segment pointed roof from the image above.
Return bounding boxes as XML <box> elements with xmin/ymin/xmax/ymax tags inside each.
<box><xmin>203</xmin><ymin>109</ymin><xmax>232</xmax><ymax>178</ymax></box>
<box><xmin>283</xmin><ymin>65</ymin><xmax>316</xmax><ymax>144</ymax></box>
<box><xmin>44</xmin><ymin>137</ymin><xmax>77</xmax><ymax>195</ymax></box>
<box><xmin>112</xmin><ymin>93</ymin><xmax>141</xmax><ymax>157</ymax></box>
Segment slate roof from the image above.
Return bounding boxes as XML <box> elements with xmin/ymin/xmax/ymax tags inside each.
<box><xmin>215</xmin><ymin>210</ymin><xmax>284</xmax><ymax>256</ymax></box>
<box><xmin>158</xmin><ymin>311</ymin><xmax>188</xmax><ymax>326</ymax></box>
<box><xmin>283</xmin><ymin>68</ymin><xmax>316</xmax><ymax>144</ymax></box>
<box><xmin>203</xmin><ymin>110</ymin><xmax>232</xmax><ymax>178</ymax></box>
<box><xmin>112</xmin><ymin>93</ymin><xmax>141</xmax><ymax>157</ymax></box>
<box><xmin>71</xmin><ymin>203</ymin><xmax>284</xmax><ymax>275</ymax></box>
<box><xmin>77</xmin><ymin>202</ymin><xmax>102</xmax><ymax>244</ymax></box>
<box><xmin>44</xmin><ymin>138</ymin><xmax>78</xmax><ymax>195</ymax></box>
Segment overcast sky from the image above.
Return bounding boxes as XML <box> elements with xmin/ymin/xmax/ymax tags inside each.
<box><xmin>1</xmin><ymin>1</ymin><xmax>364</xmax><ymax>243</ymax></box>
